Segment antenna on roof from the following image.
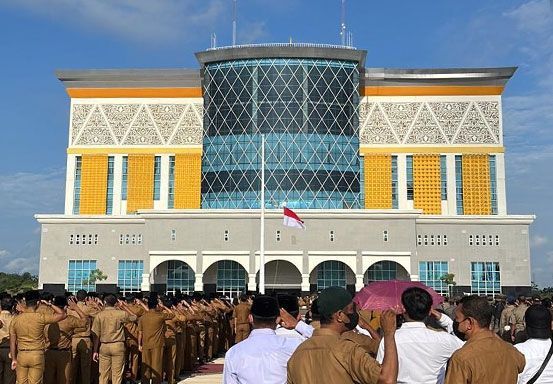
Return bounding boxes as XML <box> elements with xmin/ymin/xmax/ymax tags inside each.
<box><xmin>340</xmin><ymin>0</ymin><xmax>346</xmax><ymax>46</ymax></box>
<box><xmin>232</xmin><ymin>0</ymin><xmax>237</xmax><ymax>46</ymax></box>
<box><xmin>347</xmin><ymin>31</ymin><xmax>353</xmax><ymax>47</ymax></box>
<box><xmin>211</xmin><ymin>33</ymin><xmax>217</xmax><ymax>49</ymax></box>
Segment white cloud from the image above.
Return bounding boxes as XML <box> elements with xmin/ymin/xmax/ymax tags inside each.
<box><xmin>1</xmin><ymin>0</ymin><xmax>228</xmax><ymax>45</ymax></box>
<box><xmin>531</xmin><ymin>235</ymin><xmax>549</xmax><ymax>248</ymax></box>
<box><xmin>0</xmin><ymin>249</ymin><xmax>9</xmax><ymax>258</ymax></box>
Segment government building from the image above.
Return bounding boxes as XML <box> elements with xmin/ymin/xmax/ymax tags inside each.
<box><xmin>36</xmin><ymin>44</ymin><xmax>534</xmax><ymax>298</ymax></box>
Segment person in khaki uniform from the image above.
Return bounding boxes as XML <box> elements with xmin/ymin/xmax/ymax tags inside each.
<box><xmin>138</xmin><ymin>294</ymin><xmax>174</xmax><ymax>384</ymax></box>
<box><xmin>499</xmin><ymin>296</ymin><xmax>516</xmax><ymax>341</ymax></box>
<box><xmin>68</xmin><ymin>290</ymin><xmax>100</xmax><ymax>384</ymax></box>
<box><xmin>0</xmin><ymin>297</ymin><xmax>15</xmax><ymax>384</ymax></box>
<box><xmin>44</xmin><ymin>296</ymin><xmax>87</xmax><ymax>384</ymax></box>
<box><xmin>445</xmin><ymin>295</ymin><xmax>525</xmax><ymax>384</ymax></box>
<box><xmin>123</xmin><ymin>294</ymin><xmax>146</xmax><ymax>382</ymax></box>
<box><xmin>510</xmin><ymin>295</ymin><xmax>529</xmax><ymax>343</ymax></box>
<box><xmin>233</xmin><ymin>296</ymin><xmax>251</xmax><ymax>343</ymax></box>
<box><xmin>161</xmin><ymin>297</ymin><xmax>187</xmax><ymax>384</ymax></box>
<box><xmin>9</xmin><ymin>290</ymin><xmax>67</xmax><ymax>384</ymax></box>
<box><xmin>91</xmin><ymin>294</ymin><xmax>137</xmax><ymax>384</ymax></box>
<box><xmin>287</xmin><ymin>287</ymin><xmax>398</xmax><ymax>384</ymax></box>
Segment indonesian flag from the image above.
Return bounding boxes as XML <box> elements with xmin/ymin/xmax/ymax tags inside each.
<box><xmin>283</xmin><ymin>207</ymin><xmax>305</xmax><ymax>229</ymax></box>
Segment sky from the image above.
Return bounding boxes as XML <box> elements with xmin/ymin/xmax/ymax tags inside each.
<box><xmin>0</xmin><ymin>0</ymin><xmax>551</xmax><ymax>286</ymax></box>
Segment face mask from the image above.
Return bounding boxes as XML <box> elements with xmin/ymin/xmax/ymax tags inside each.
<box><xmin>344</xmin><ymin>311</ymin><xmax>359</xmax><ymax>331</ymax></box>
<box><xmin>452</xmin><ymin>320</ymin><xmax>466</xmax><ymax>341</ymax></box>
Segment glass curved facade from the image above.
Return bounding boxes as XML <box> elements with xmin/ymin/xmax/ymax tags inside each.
<box><xmin>202</xmin><ymin>58</ymin><xmax>361</xmax><ymax>209</ymax></box>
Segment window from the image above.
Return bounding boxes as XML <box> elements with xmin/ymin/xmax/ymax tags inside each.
<box><xmin>431</xmin><ymin>235</ymin><xmax>435</xmax><ymax>246</ymax></box>
<box><xmin>471</xmin><ymin>262</ymin><xmax>501</xmax><ymax>297</ymax></box>
<box><xmin>383</xmin><ymin>230</ymin><xmax>389</xmax><ymax>242</ymax></box>
<box><xmin>419</xmin><ymin>261</ymin><xmax>449</xmax><ymax>295</ymax></box>
<box><xmin>68</xmin><ymin>260</ymin><xmax>97</xmax><ymax>293</ymax></box>
<box><xmin>106</xmin><ymin>156</ymin><xmax>114</xmax><ymax>214</ymax></box>
<box><xmin>424</xmin><ymin>235</ymin><xmax>428</xmax><ymax>246</ymax></box>
<box><xmin>468</xmin><ymin>234</ymin><xmax>499</xmax><ymax>246</ymax></box>
<box><xmin>153</xmin><ymin>156</ymin><xmax>161</xmax><ymax>201</ymax></box>
<box><xmin>495</xmin><ymin>235</ymin><xmax>500</xmax><ymax>246</ymax></box>
<box><xmin>216</xmin><ymin>260</ymin><xmax>246</xmax><ymax>297</ymax></box>
<box><xmin>469</xmin><ymin>235</ymin><xmax>473</xmax><ymax>246</ymax></box>
<box><xmin>489</xmin><ymin>155</ymin><xmax>498</xmax><ymax>215</ymax></box>
<box><xmin>366</xmin><ymin>261</ymin><xmax>397</xmax><ymax>282</ymax></box>
<box><xmin>118</xmin><ymin>260</ymin><xmax>143</xmax><ymax>294</ymax></box>
<box><xmin>168</xmin><ymin>156</ymin><xmax>175</xmax><ymax>208</ymax></box>
<box><xmin>406</xmin><ymin>155</ymin><xmax>414</xmax><ymax>200</ymax></box>
<box><xmin>317</xmin><ymin>261</ymin><xmax>346</xmax><ymax>290</ymax></box>
<box><xmin>329</xmin><ymin>230</ymin><xmax>335</xmax><ymax>242</ymax></box>
<box><xmin>443</xmin><ymin>235</ymin><xmax>448</xmax><ymax>246</ymax></box>
<box><xmin>73</xmin><ymin>156</ymin><xmax>82</xmax><ymax>214</ymax></box>
<box><xmin>455</xmin><ymin>155</ymin><xmax>463</xmax><ymax>214</ymax></box>
<box><xmin>70</xmin><ymin>234</ymin><xmax>74</xmax><ymax>245</ymax></box>
<box><xmin>167</xmin><ymin>260</ymin><xmax>195</xmax><ymax>294</ymax></box>
<box><xmin>392</xmin><ymin>156</ymin><xmax>398</xmax><ymax>208</ymax></box>
<box><xmin>170</xmin><ymin>229</ymin><xmax>176</xmax><ymax>241</ymax></box>
<box><xmin>69</xmin><ymin>234</ymin><xmax>98</xmax><ymax>246</ymax></box>
<box><xmin>224</xmin><ymin>230</ymin><xmax>229</xmax><ymax>242</ymax></box>
<box><xmin>440</xmin><ymin>155</ymin><xmax>447</xmax><ymax>200</ymax></box>
<box><xmin>417</xmin><ymin>234</ymin><xmax>422</xmax><ymax>246</ymax></box>
<box><xmin>276</xmin><ymin>230</ymin><xmax>281</xmax><ymax>242</ymax></box>
<box><xmin>121</xmin><ymin>156</ymin><xmax>128</xmax><ymax>200</ymax></box>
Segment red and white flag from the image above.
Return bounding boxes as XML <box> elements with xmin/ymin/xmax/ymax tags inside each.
<box><xmin>283</xmin><ymin>207</ymin><xmax>305</xmax><ymax>229</ymax></box>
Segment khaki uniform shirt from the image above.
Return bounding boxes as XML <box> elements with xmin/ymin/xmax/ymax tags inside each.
<box><xmin>137</xmin><ymin>310</ymin><xmax>174</xmax><ymax>350</ymax></box>
<box><xmin>45</xmin><ymin>315</ymin><xmax>87</xmax><ymax>350</ymax></box>
<box><xmin>10</xmin><ymin>310</ymin><xmax>58</xmax><ymax>351</ymax></box>
<box><xmin>91</xmin><ymin>307</ymin><xmax>136</xmax><ymax>344</ymax></box>
<box><xmin>499</xmin><ymin>304</ymin><xmax>515</xmax><ymax>332</ymax></box>
<box><xmin>165</xmin><ymin>313</ymin><xmax>187</xmax><ymax>341</ymax></box>
<box><xmin>510</xmin><ymin>304</ymin><xmax>528</xmax><ymax>333</ymax></box>
<box><xmin>68</xmin><ymin>301</ymin><xmax>100</xmax><ymax>338</ymax></box>
<box><xmin>287</xmin><ymin>328</ymin><xmax>381</xmax><ymax>384</ymax></box>
<box><xmin>0</xmin><ymin>310</ymin><xmax>14</xmax><ymax>348</ymax></box>
<box><xmin>36</xmin><ymin>304</ymin><xmax>54</xmax><ymax>315</ymax></box>
<box><xmin>124</xmin><ymin>303</ymin><xmax>146</xmax><ymax>346</ymax></box>
<box><xmin>233</xmin><ymin>303</ymin><xmax>251</xmax><ymax>325</ymax></box>
<box><xmin>445</xmin><ymin>331</ymin><xmax>525</xmax><ymax>384</ymax></box>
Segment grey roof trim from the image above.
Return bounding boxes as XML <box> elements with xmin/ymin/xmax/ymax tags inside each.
<box><xmin>195</xmin><ymin>46</ymin><xmax>367</xmax><ymax>68</ymax></box>
<box><xmin>362</xmin><ymin>67</ymin><xmax>517</xmax><ymax>87</ymax></box>
<box><xmin>56</xmin><ymin>69</ymin><xmax>201</xmax><ymax>88</ymax></box>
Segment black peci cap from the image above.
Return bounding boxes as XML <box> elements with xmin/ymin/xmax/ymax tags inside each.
<box><xmin>525</xmin><ymin>304</ymin><xmax>553</xmax><ymax>339</ymax></box>
<box><xmin>277</xmin><ymin>294</ymin><xmax>299</xmax><ymax>315</ymax></box>
<box><xmin>251</xmin><ymin>295</ymin><xmax>279</xmax><ymax>318</ymax></box>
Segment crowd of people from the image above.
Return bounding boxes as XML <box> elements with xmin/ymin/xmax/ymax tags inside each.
<box><xmin>0</xmin><ymin>287</ymin><xmax>551</xmax><ymax>384</ymax></box>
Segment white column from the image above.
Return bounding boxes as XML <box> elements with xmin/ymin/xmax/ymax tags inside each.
<box><xmin>159</xmin><ymin>155</ymin><xmax>170</xmax><ymax>209</ymax></box>
<box><xmin>64</xmin><ymin>155</ymin><xmax>76</xmax><ymax>215</ymax></box>
<box><xmin>355</xmin><ymin>274</ymin><xmax>364</xmax><ymax>291</ymax></box>
<box><xmin>248</xmin><ymin>273</ymin><xmax>257</xmax><ymax>292</ymax></box>
<box><xmin>141</xmin><ymin>273</ymin><xmax>150</xmax><ymax>291</ymax></box>
<box><xmin>496</xmin><ymin>153</ymin><xmax>507</xmax><ymax>215</ymax></box>
<box><xmin>446</xmin><ymin>154</ymin><xmax>457</xmax><ymax>215</ymax></box>
<box><xmin>397</xmin><ymin>154</ymin><xmax>408</xmax><ymax>209</ymax></box>
<box><xmin>301</xmin><ymin>274</ymin><xmax>310</xmax><ymax>293</ymax></box>
<box><xmin>112</xmin><ymin>155</ymin><xmax>123</xmax><ymax>215</ymax></box>
<box><xmin>194</xmin><ymin>273</ymin><xmax>203</xmax><ymax>292</ymax></box>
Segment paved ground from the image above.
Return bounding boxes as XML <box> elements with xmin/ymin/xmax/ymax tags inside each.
<box><xmin>178</xmin><ymin>357</ymin><xmax>224</xmax><ymax>384</ymax></box>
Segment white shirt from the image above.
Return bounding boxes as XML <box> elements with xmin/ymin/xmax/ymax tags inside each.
<box><xmin>515</xmin><ymin>338</ymin><xmax>553</xmax><ymax>384</ymax></box>
<box><xmin>275</xmin><ymin>326</ymin><xmax>307</xmax><ymax>340</ymax></box>
<box><xmin>377</xmin><ymin>321</ymin><xmax>464</xmax><ymax>384</ymax></box>
<box><xmin>223</xmin><ymin>328</ymin><xmax>302</xmax><ymax>384</ymax></box>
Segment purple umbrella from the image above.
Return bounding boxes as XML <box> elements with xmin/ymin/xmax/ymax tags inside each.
<box><xmin>353</xmin><ymin>280</ymin><xmax>445</xmax><ymax>311</ymax></box>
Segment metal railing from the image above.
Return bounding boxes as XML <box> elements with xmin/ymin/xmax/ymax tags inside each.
<box><xmin>207</xmin><ymin>42</ymin><xmax>357</xmax><ymax>51</ymax></box>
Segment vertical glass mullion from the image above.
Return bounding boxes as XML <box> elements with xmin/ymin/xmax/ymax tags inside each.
<box><xmin>406</xmin><ymin>155</ymin><xmax>413</xmax><ymax>200</ymax></box>
<box><xmin>455</xmin><ymin>155</ymin><xmax>463</xmax><ymax>214</ymax></box>
<box><xmin>106</xmin><ymin>156</ymin><xmax>114</xmax><ymax>214</ymax></box>
<box><xmin>73</xmin><ymin>156</ymin><xmax>82</xmax><ymax>214</ymax></box>
<box><xmin>489</xmin><ymin>155</ymin><xmax>497</xmax><ymax>215</ymax></box>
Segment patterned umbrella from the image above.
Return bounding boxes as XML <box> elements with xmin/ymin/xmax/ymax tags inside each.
<box><xmin>353</xmin><ymin>280</ymin><xmax>445</xmax><ymax>311</ymax></box>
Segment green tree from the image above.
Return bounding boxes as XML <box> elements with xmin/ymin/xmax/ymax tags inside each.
<box><xmin>82</xmin><ymin>269</ymin><xmax>108</xmax><ymax>287</ymax></box>
<box><xmin>0</xmin><ymin>272</ymin><xmax>38</xmax><ymax>294</ymax></box>
<box><xmin>440</xmin><ymin>273</ymin><xmax>457</xmax><ymax>297</ymax></box>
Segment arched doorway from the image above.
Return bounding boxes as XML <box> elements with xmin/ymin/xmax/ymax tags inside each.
<box><xmin>151</xmin><ymin>260</ymin><xmax>195</xmax><ymax>294</ymax></box>
<box><xmin>310</xmin><ymin>261</ymin><xmax>355</xmax><ymax>293</ymax></box>
<box><xmin>256</xmin><ymin>260</ymin><xmax>302</xmax><ymax>294</ymax></box>
<box><xmin>364</xmin><ymin>261</ymin><xmax>410</xmax><ymax>284</ymax></box>
<box><xmin>203</xmin><ymin>260</ymin><xmax>247</xmax><ymax>298</ymax></box>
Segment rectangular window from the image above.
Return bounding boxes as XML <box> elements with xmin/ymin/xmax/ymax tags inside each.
<box><xmin>118</xmin><ymin>260</ymin><xmax>144</xmax><ymax>294</ymax></box>
<box><xmin>419</xmin><ymin>261</ymin><xmax>449</xmax><ymax>295</ymax></box>
<box><xmin>121</xmin><ymin>156</ymin><xmax>128</xmax><ymax>200</ymax></box>
<box><xmin>317</xmin><ymin>261</ymin><xmax>346</xmax><ymax>290</ymax></box>
<box><xmin>406</xmin><ymin>155</ymin><xmax>413</xmax><ymax>201</ymax></box>
<box><xmin>495</xmin><ymin>235</ymin><xmax>500</xmax><ymax>246</ymax></box>
<box><xmin>168</xmin><ymin>156</ymin><xmax>175</xmax><ymax>208</ymax></box>
<box><xmin>489</xmin><ymin>155</ymin><xmax>498</xmax><ymax>215</ymax></box>
<box><xmin>329</xmin><ymin>230</ymin><xmax>335</xmax><ymax>242</ymax></box>
<box><xmin>153</xmin><ymin>156</ymin><xmax>161</xmax><ymax>201</ymax></box>
<box><xmin>106</xmin><ymin>156</ymin><xmax>114</xmax><ymax>214</ymax></box>
<box><xmin>217</xmin><ymin>260</ymin><xmax>246</xmax><ymax>297</ymax></box>
<box><xmin>417</xmin><ymin>234</ymin><xmax>422</xmax><ymax>246</ymax></box>
<box><xmin>383</xmin><ymin>230</ymin><xmax>389</xmax><ymax>242</ymax></box>
<box><xmin>392</xmin><ymin>155</ymin><xmax>398</xmax><ymax>208</ymax></box>
<box><xmin>276</xmin><ymin>230</ymin><xmax>281</xmax><ymax>242</ymax></box>
<box><xmin>471</xmin><ymin>262</ymin><xmax>501</xmax><ymax>297</ymax></box>
<box><xmin>443</xmin><ymin>235</ymin><xmax>448</xmax><ymax>246</ymax></box>
<box><xmin>440</xmin><ymin>155</ymin><xmax>447</xmax><ymax>200</ymax></box>
<box><xmin>73</xmin><ymin>156</ymin><xmax>82</xmax><ymax>214</ymax></box>
<box><xmin>170</xmin><ymin>229</ymin><xmax>176</xmax><ymax>241</ymax></box>
<box><xmin>469</xmin><ymin>235</ymin><xmax>473</xmax><ymax>246</ymax></box>
<box><xmin>455</xmin><ymin>155</ymin><xmax>463</xmax><ymax>214</ymax></box>
<box><xmin>67</xmin><ymin>260</ymin><xmax>97</xmax><ymax>293</ymax></box>
<box><xmin>224</xmin><ymin>230</ymin><xmax>229</xmax><ymax>242</ymax></box>
<box><xmin>167</xmin><ymin>260</ymin><xmax>195</xmax><ymax>294</ymax></box>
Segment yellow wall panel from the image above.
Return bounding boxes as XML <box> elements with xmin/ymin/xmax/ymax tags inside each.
<box><xmin>127</xmin><ymin>154</ymin><xmax>155</xmax><ymax>213</ymax></box>
<box><xmin>462</xmin><ymin>154</ymin><xmax>491</xmax><ymax>215</ymax></box>
<box><xmin>79</xmin><ymin>155</ymin><xmax>108</xmax><ymax>214</ymax></box>
<box><xmin>174</xmin><ymin>153</ymin><xmax>201</xmax><ymax>209</ymax></box>
<box><xmin>413</xmin><ymin>154</ymin><xmax>442</xmax><ymax>215</ymax></box>
<box><xmin>364</xmin><ymin>154</ymin><xmax>392</xmax><ymax>209</ymax></box>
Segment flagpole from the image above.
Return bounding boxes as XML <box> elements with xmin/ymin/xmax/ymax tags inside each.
<box><xmin>260</xmin><ymin>134</ymin><xmax>266</xmax><ymax>295</ymax></box>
